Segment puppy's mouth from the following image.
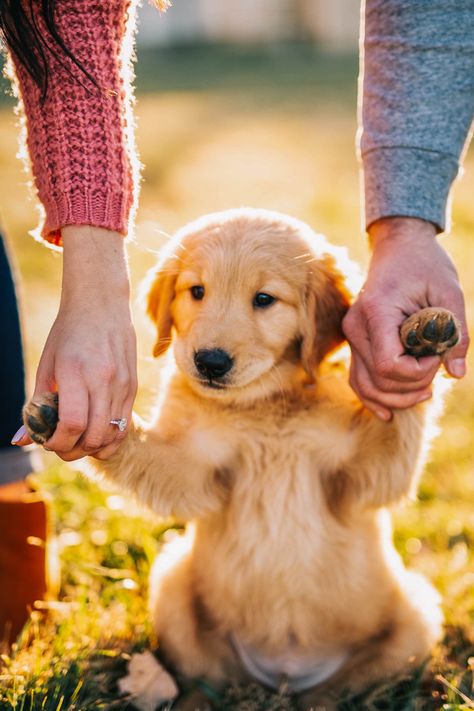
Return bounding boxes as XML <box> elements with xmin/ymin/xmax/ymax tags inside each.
<box><xmin>196</xmin><ymin>377</ymin><xmax>228</xmax><ymax>390</ymax></box>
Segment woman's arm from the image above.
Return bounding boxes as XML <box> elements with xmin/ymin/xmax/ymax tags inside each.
<box><xmin>10</xmin><ymin>0</ymin><xmax>140</xmax><ymax>459</ymax></box>
<box><xmin>9</xmin><ymin>0</ymin><xmax>138</xmax><ymax>246</ymax></box>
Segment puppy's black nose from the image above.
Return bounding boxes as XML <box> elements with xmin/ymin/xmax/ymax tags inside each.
<box><xmin>194</xmin><ymin>348</ymin><xmax>234</xmax><ymax>380</ymax></box>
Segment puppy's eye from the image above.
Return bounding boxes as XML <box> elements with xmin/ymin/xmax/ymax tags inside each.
<box><xmin>190</xmin><ymin>285</ymin><xmax>205</xmax><ymax>300</ymax></box>
<box><xmin>253</xmin><ymin>292</ymin><xmax>276</xmax><ymax>308</ymax></box>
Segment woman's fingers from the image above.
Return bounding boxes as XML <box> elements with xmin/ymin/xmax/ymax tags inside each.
<box><xmin>80</xmin><ymin>386</ymin><xmax>113</xmax><ymax>453</ymax></box>
<box><xmin>11</xmin><ymin>425</ymin><xmax>33</xmax><ymax>446</ymax></box>
<box><xmin>53</xmin><ymin>352</ymin><xmax>136</xmax><ymax>461</ymax></box>
<box><xmin>38</xmin><ymin>368</ymin><xmax>89</xmax><ymax>453</ymax></box>
<box><xmin>90</xmin><ymin>346</ymin><xmax>137</xmax><ymax>458</ymax></box>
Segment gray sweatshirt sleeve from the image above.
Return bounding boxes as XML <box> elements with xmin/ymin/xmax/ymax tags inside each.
<box><xmin>360</xmin><ymin>0</ymin><xmax>474</xmax><ymax>232</ymax></box>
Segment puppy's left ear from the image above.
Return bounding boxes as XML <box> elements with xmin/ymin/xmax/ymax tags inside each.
<box><xmin>146</xmin><ymin>256</ymin><xmax>179</xmax><ymax>358</ymax></box>
<box><xmin>300</xmin><ymin>254</ymin><xmax>352</xmax><ymax>375</ymax></box>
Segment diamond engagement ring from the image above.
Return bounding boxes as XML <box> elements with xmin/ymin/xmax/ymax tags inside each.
<box><xmin>110</xmin><ymin>418</ymin><xmax>127</xmax><ymax>432</ymax></box>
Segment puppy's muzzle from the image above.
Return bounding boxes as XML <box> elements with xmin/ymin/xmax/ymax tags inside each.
<box><xmin>194</xmin><ymin>348</ymin><xmax>234</xmax><ymax>381</ymax></box>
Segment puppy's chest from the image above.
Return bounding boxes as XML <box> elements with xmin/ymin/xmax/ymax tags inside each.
<box><xmin>230</xmin><ymin>411</ymin><xmax>348</xmax><ymax>489</ymax></box>
<box><xmin>236</xmin><ymin>427</ymin><xmax>314</xmax><ymax>484</ymax></box>
<box><xmin>225</xmin><ymin>423</ymin><xmax>330</xmax><ymax>538</ymax></box>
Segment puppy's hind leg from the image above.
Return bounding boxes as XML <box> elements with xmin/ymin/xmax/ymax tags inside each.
<box><xmin>149</xmin><ymin>534</ymin><xmax>235</xmax><ymax>687</ymax></box>
<box><xmin>317</xmin><ymin>572</ymin><xmax>442</xmax><ymax>702</ymax></box>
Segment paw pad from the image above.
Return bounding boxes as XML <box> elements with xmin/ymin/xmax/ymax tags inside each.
<box><xmin>23</xmin><ymin>392</ymin><xmax>59</xmax><ymax>444</ymax></box>
<box><xmin>400</xmin><ymin>308</ymin><xmax>460</xmax><ymax>358</ymax></box>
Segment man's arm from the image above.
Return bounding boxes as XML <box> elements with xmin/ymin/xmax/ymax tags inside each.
<box><xmin>344</xmin><ymin>0</ymin><xmax>473</xmax><ymax>418</ymax></box>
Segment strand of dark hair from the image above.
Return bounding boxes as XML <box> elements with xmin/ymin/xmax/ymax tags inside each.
<box><xmin>0</xmin><ymin>0</ymin><xmax>97</xmax><ymax>100</ymax></box>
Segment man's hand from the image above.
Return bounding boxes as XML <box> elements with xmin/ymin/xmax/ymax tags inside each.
<box><xmin>13</xmin><ymin>226</ymin><xmax>137</xmax><ymax>460</ymax></box>
<box><xmin>342</xmin><ymin>217</ymin><xmax>469</xmax><ymax>420</ymax></box>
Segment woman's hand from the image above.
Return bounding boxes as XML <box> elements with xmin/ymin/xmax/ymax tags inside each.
<box><xmin>15</xmin><ymin>226</ymin><xmax>137</xmax><ymax>460</ymax></box>
<box><xmin>342</xmin><ymin>217</ymin><xmax>469</xmax><ymax>420</ymax></box>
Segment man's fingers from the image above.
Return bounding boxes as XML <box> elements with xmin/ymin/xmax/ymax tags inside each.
<box><xmin>370</xmin><ymin>357</ymin><xmax>440</xmax><ymax>393</ymax></box>
<box><xmin>367</xmin><ymin>315</ymin><xmax>439</xmax><ymax>383</ymax></box>
<box><xmin>344</xmin><ymin>306</ymin><xmax>437</xmax><ymax>384</ymax></box>
<box><xmin>349</xmin><ymin>355</ymin><xmax>432</xmax><ymax>413</ymax></box>
<box><xmin>433</xmin><ymin>285</ymin><xmax>470</xmax><ymax>378</ymax></box>
<box><xmin>444</xmin><ymin>321</ymin><xmax>469</xmax><ymax>378</ymax></box>
<box><xmin>349</xmin><ymin>349</ymin><xmax>439</xmax><ymax>394</ymax></box>
<box><xmin>357</xmin><ymin>397</ymin><xmax>392</xmax><ymax>422</ymax></box>
<box><xmin>445</xmin><ymin>355</ymin><xmax>467</xmax><ymax>379</ymax></box>
<box><xmin>347</xmin><ymin>317</ymin><xmax>440</xmax><ymax>389</ymax></box>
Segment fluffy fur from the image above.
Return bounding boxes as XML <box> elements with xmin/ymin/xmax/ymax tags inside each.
<box><xmin>94</xmin><ymin>208</ymin><xmax>444</xmax><ymax>707</ymax></box>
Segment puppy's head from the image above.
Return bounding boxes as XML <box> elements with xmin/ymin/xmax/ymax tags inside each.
<box><xmin>146</xmin><ymin>208</ymin><xmax>356</xmax><ymax>401</ymax></box>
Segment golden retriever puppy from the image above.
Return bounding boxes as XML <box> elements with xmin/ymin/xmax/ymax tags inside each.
<box><xmin>25</xmin><ymin>208</ymin><xmax>459</xmax><ymax>709</ymax></box>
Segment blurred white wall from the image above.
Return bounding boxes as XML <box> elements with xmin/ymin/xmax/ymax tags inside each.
<box><xmin>137</xmin><ymin>0</ymin><xmax>360</xmax><ymax>49</ymax></box>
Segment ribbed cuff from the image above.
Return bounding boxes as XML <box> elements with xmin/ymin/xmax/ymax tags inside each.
<box><xmin>35</xmin><ymin>188</ymin><xmax>133</xmax><ymax>248</ymax></box>
<box><xmin>362</xmin><ymin>147</ymin><xmax>460</xmax><ymax>233</ymax></box>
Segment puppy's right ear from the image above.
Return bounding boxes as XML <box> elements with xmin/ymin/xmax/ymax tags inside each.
<box><xmin>146</xmin><ymin>257</ymin><xmax>179</xmax><ymax>358</ymax></box>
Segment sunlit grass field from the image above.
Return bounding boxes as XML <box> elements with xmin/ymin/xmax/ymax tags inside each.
<box><xmin>1</xmin><ymin>45</ymin><xmax>473</xmax><ymax>709</ymax></box>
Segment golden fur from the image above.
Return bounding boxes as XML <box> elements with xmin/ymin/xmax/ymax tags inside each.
<box><xmin>94</xmin><ymin>208</ymin><xmax>443</xmax><ymax>706</ymax></box>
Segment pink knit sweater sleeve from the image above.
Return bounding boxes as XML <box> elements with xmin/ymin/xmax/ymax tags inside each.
<box><xmin>11</xmin><ymin>0</ymin><xmax>137</xmax><ymax>248</ymax></box>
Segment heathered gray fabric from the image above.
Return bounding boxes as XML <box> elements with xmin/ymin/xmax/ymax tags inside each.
<box><xmin>359</xmin><ymin>0</ymin><xmax>474</xmax><ymax>232</ymax></box>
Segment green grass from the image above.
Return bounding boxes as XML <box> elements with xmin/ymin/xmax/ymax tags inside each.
<box><xmin>1</xmin><ymin>44</ymin><xmax>474</xmax><ymax>709</ymax></box>
<box><xmin>1</xmin><ymin>43</ymin><xmax>357</xmax><ymax>105</ymax></box>
<box><xmin>1</xmin><ymin>465</ymin><xmax>472</xmax><ymax>710</ymax></box>
<box><xmin>135</xmin><ymin>43</ymin><xmax>358</xmax><ymax>99</ymax></box>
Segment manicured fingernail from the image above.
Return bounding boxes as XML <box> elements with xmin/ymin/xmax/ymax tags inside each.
<box><xmin>375</xmin><ymin>409</ymin><xmax>391</xmax><ymax>421</ymax></box>
<box><xmin>11</xmin><ymin>425</ymin><xmax>27</xmax><ymax>444</ymax></box>
<box><xmin>449</xmin><ymin>359</ymin><xmax>466</xmax><ymax>378</ymax></box>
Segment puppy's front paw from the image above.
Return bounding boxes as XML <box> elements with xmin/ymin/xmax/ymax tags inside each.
<box><xmin>23</xmin><ymin>392</ymin><xmax>59</xmax><ymax>444</ymax></box>
<box><xmin>400</xmin><ymin>308</ymin><xmax>460</xmax><ymax>357</ymax></box>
